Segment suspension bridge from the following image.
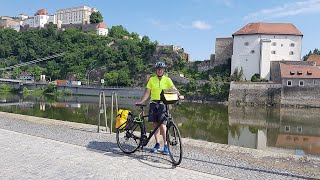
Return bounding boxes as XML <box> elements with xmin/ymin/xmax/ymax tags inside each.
<box><xmin>0</xmin><ymin>53</ymin><xmax>65</xmax><ymax>71</ymax></box>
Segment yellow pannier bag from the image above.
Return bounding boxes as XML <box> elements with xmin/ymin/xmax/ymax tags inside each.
<box><xmin>116</xmin><ymin>109</ymin><xmax>131</xmax><ymax>129</ymax></box>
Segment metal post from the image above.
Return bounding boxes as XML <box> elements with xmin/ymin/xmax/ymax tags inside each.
<box><xmin>115</xmin><ymin>93</ymin><xmax>118</xmax><ymax>113</ymax></box>
<box><xmin>97</xmin><ymin>92</ymin><xmax>102</xmax><ymax>132</ymax></box>
<box><xmin>111</xmin><ymin>92</ymin><xmax>114</xmax><ymax>134</ymax></box>
<box><xmin>103</xmin><ymin>91</ymin><xmax>108</xmax><ymax>133</ymax></box>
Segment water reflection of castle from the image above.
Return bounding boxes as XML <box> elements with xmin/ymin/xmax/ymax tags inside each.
<box><xmin>228</xmin><ymin>106</ymin><xmax>320</xmax><ymax>156</ymax></box>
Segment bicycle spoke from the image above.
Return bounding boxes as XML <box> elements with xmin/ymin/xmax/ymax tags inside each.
<box><xmin>116</xmin><ymin>122</ymin><xmax>142</xmax><ymax>154</ymax></box>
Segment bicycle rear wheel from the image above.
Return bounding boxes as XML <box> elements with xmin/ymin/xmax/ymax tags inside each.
<box><xmin>166</xmin><ymin>121</ymin><xmax>183</xmax><ymax>166</ymax></box>
<box><xmin>116</xmin><ymin>121</ymin><xmax>142</xmax><ymax>154</ymax></box>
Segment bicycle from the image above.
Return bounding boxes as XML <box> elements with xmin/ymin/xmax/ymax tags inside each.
<box><xmin>116</xmin><ymin>102</ymin><xmax>183</xmax><ymax>166</ymax></box>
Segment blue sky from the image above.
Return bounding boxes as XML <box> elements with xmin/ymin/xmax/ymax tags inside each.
<box><xmin>1</xmin><ymin>0</ymin><xmax>319</xmax><ymax>61</ymax></box>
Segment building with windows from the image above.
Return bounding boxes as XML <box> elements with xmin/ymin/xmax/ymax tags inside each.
<box><xmin>22</xmin><ymin>9</ymin><xmax>56</xmax><ymax>28</ymax></box>
<box><xmin>56</xmin><ymin>6</ymin><xmax>97</xmax><ymax>25</ymax></box>
<box><xmin>280</xmin><ymin>63</ymin><xmax>320</xmax><ymax>88</ymax></box>
<box><xmin>96</xmin><ymin>22</ymin><xmax>108</xmax><ymax>36</ymax></box>
<box><xmin>231</xmin><ymin>23</ymin><xmax>303</xmax><ymax>80</ymax></box>
<box><xmin>0</xmin><ymin>16</ymin><xmax>21</xmax><ymax>31</ymax></box>
<box><xmin>0</xmin><ymin>6</ymin><xmax>109</xmax><ymax>36</ymax></box>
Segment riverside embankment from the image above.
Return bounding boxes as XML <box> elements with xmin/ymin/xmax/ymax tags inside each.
<box><xmin>0</xmin><ymin>112</ymin><xmax>319</xmax><ymax>179</ymax></box>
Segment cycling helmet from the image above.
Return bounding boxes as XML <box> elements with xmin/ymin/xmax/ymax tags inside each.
<box><xmin>155</xmin><ymin>61</ymin><xmax>166</xmax><ymax>69</ymax></box>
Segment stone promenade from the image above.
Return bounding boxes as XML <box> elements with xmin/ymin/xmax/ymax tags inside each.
<box><xmin>0</xmin><ymin>112</ymin><xmax>319</xmax><ymax>180</ymax></box>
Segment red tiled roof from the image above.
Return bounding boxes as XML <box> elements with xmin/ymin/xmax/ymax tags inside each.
<box><xmin>280</xmin><ymin>63</ymin><xmax>320</xmax><ymax>78</ymax></box>
<box><xmin>34</xmin><ymin>9</ymin><xmax>48</xmax><ymax>16</ymax></box>
<box><xmin>233</xmin><ymin>23</ymin><xmax>303</xmax><ymax>36</ymax></box>
<box><xmin>306</xmin><ymin>55</ymin><xmax>320</xmax><ymax>65</ymax></box>
<box><xmin>96</xmin><ymin>22</ymin><xmax>107</xmax><ymax>29</ymax></box>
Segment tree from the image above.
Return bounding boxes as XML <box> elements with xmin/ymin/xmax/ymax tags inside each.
<box><xmin>303</xmin><ymin>48</ymin><xmax>320</xmax><ymax>61</ymax></box>
<box><xmin>230</xmin><ymin>67</ymin><xmax>244</xmax><ymax>81</ymax></box>
<box><xmin>90</xmin><ymin>11</ymin><xmax>103</xmax><ymax>23</ymax></box>
<box><xmin>108</xmin><ymin>25</ymin><xmax>130</xmax><ymax>39</ymax></box>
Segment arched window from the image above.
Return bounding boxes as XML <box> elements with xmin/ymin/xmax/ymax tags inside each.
<box><xmin>289</xmin><ymin>51</ymin><xmax>294</xmax><ymax>55</ymax></box>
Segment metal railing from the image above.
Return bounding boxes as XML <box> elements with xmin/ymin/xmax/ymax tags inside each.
<box><xmin>97</xmin><ymin>91</ymin><xmax>118</xmax><ymax>134</ymax></box>
<box><xmin>97</xmin><ymin>91</ymin><xmax>107</xmax><ymax>133</ymax></box>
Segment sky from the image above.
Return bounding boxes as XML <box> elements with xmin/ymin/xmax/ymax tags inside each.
<box><xmin>0</xmin><ymin>0</ymin><xmax>319</xmax><ymax>61</ymax></box>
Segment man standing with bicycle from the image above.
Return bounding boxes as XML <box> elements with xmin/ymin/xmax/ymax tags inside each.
<box><xmin>135</xmin><ymin>61</ymin><xmax>180</xmax><ymax>155</ymax></box>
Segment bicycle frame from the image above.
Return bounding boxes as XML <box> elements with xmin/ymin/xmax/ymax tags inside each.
<box><xmin>137</xmin><ymin>104</ymin><xmax>170</xmax><ymax>147</ymax></box>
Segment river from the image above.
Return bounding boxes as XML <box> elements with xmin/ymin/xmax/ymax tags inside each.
<box><xmin>0</xmin><ymin>93</ymin><xmax>319</xmax><ymax>158</ymax></box>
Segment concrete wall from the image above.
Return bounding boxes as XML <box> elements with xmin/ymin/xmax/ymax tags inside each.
<box><xmin>281</xmin><ymin>85</ymin><xmax>320</xmax><ymax>107</ymax></box>
<box><xmin>229</xmin><ymin>80</ymin><xmax>320</xmax><ymax>107</ymax></box>
<box><xmin>229</xmin><ymin>82</ymin><xmax>282</xmax><ymax>106</ymax></box>
<box><xmin>24</xmin><ymin>84</ymin><xmax>144</xmax><ymax>97</ymax></box>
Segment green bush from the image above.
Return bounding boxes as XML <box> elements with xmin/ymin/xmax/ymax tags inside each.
<box><xmin>251</xmin><ymin>74</ymin><xmax>268</xmax><ymax>82</ymax></box>
<box><xmin>64</xmin><ymin>89</ymin><xmax>73</xmax><ymax>96</ymax></box>
<box><xmin>0</xmin><ymin>84</ymin><xmax>10</xmax><ymax>91</ymax></box>
<box><xmin>163</xmin><ymin>47</ymin><xmax>173</xmax><ymax>54</ymax></box>
<box><xmin>44</xmin><ymin>84</ymin><xmax>57</xmax><ymax>94</ymax></box>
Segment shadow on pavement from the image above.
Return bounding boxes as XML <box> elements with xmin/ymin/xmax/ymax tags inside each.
<box><xmin>181</xmin><ymin>155</ymin><xmax>316</xmax><ymax>180</ymax></box>
<box><xmin>86</xmin><ymin>141</ymin><xmax>175</xmax><ymax>169</ymax></box>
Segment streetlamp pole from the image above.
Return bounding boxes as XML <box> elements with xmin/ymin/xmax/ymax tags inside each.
<box><xmin>87</xmin><ymin>69</ymin><xmax>94</xmax><ymax>87</ymax></box>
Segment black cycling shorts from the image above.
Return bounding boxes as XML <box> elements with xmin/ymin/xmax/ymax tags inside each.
<box><xmin>148</xmin><ymin>103</ymin><xmax>168</xmax><ymax>124</ymax></box>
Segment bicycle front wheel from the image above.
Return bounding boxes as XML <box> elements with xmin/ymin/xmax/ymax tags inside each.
<box><xmin>116</xmin><ymin>121</ymin><xmax>142</xmax><ymax>154</ymax></box>
<box><xmin>167</xmin><ymin>121</ymin><xmax>183</xmax><ymax>166</ymax></box>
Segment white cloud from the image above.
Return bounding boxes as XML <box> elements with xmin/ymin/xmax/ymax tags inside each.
<box><xmin>192</xmin><ymin>20</ymin><xmax>212</xmax><ymax>30</ymax></box>
<box><xmin>148</xmin><ymin>18</ymin><xmax>169</xmax><ymax>31</ymax></box>
<box><xmin>244</xmin><ymin>0</ymin><xmax>320</xmax><ymax>21</ymax></box>
<box><xmin>149</xmin><ymin>19</ymin><xmax>212</xmax><ymax>31</ymax></box>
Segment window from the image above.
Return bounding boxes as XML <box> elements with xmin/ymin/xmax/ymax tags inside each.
<box><xmin>281</xmin><ymin>44</ymin><xmax>283</xmax><ymax>47</ymax></box>
<box><xmin>287</xmin><ymin>80</ymin><xmax>292</xmax><ymax>86</ymax></box>
<box><xmin>250</xmin><ymin>50</ymin><xmax>255</xmax><ymax>54</ymax></box>
<box><xmin>297</xmin><ymin>126</ymin><xmax>302</xmax><ymax>133</ymax></box>
<box><xmin>289</xmin><ymin>51</ymin><xmax>294</xmax><ymax>55</ymax></box>
<box><xmin>299</xmin><ymin>80</ymin><xmax>304</xmax><ymax>86</ymax></box>
<box><xmin>274</xmin><ymin>36</ymin><xmax>276</xmax><ymax>38</ymax></box>
<box><xmin>271</xmin><ymin>50</ymin><xmax>276</xmax><ymax>54</ymax></box>
<box><xmin>314</xmin><ymin>80</ymin><xmax>317</xmax><ymax>85</ymax></box>
<box><xmin>290</xmin><ymin>43</ymin><xmax>295</xmax><ymax>47</ymax></box>
<box><xmin>272</xmin><ymin>42</ymin><xmax>277</xmax><ymax>46</ymax></box>
<box><xmin>285</xmin><ymin>126</ymin><xmax>290</xmax><ymax>132</ymax></box>
<box><xmin>244</xmin><ymin>42</ymin><xmax>249</xmax><ymax>46</ymax></box>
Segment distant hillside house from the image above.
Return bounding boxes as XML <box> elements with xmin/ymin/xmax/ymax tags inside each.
<box><xmin>0</xmin><ymin>6</ymin><xmax>108</xmax><ymax>36</ymax></box>
<box><xmin>18</xmin><ymin>72</ymin><xmax>34</xmax><ymax>81</ymax></box>
<box><xmin>56</xmin><ymin>6</ymin><xmax>97</xmax><ymax>25</ymax></box>
<box><xmin>231</xmin><ymin>23</ymin><xmax>303</xmax><ymax>80</ymax></box>
<box><xmin>23</xmin><ymin>9</ymin><xmax>56</xmax><ymax>28</ymax></box>
<box><xmin>0</xmin><ymin>16</ymin><xmax>22</xmax><ymax>31</ymax></box>
<box><xmin>96</xmin><ymin>22</ymin><xmax>108</xmax><ymax>36</ymax></box>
